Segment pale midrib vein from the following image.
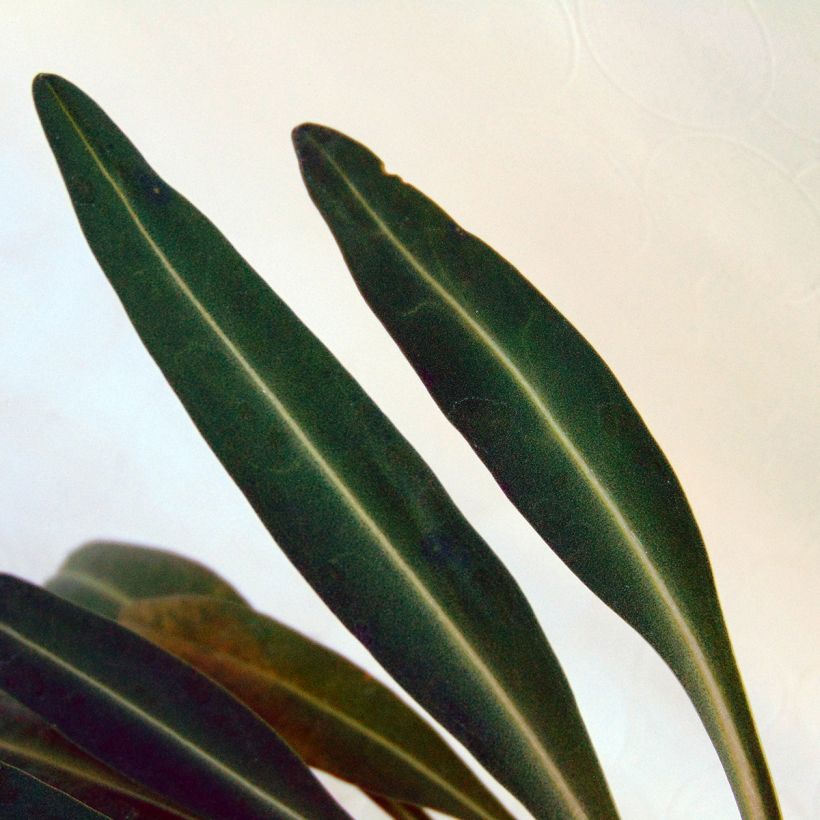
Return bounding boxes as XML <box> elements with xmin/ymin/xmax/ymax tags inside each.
<box><xmin>311</xmin><ymin>139</ymin><xmax>765</xmax><ymax>819</ymax></box>
<box><xmin>162</xmin><ymin>637</ymin><xmax>501</xmax><ymax>820</ymax></box>
<box><xmin>48</xmin><ymin>86</ymin><xmax>587</xmax><ymax>818</ymax></box>
<box><xmin>55</xmin><ymin>569</ymin><xmax>134</xmax><ymax>608</ymax></box>
<box><xmin>0</xmin><ymin>622</ymin><xmax>305</xmax><ymax>820</ymax></box>
<box><xmin>0</xmin><ymin>738</ymin><xmax>197</xmax><ymax>818</ymax></box>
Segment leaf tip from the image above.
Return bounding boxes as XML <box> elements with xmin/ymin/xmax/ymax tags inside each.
<box><xmin>292</xmin><ymin>122</ymin><xmax>356</xmax><ymax>157</ymax></box>
<box><xmin>32</xmin><ymin>73</ymin><xmax>75</xmax><ymax>122</ymax></box>
<box><xmin>32</xmin><ymin>72</ymin><xmax>61</xmax><ymax>99</ymax></box>
<box><xmin>292</xmin><ymin>122</ymin><xmax>325</xmax><ymax>154</ymax></box>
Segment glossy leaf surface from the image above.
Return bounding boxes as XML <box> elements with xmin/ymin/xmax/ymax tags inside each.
<box><xmin>34</xmin><ymin>73</ymin><xmax>616</xmax><ymax>819</ymax></box>
<box><xmin>58</xmin><ymin>540</ymin><xmax>509</xmax><ymax>819</ymax></box>
<box><xmin>0</xmin><ymin>692</ymin><xmax>192</xmax><ymax>819</ymax></box>
<box><xmin>121</xmin><ymin>595</ymin><xmax>514</xmax><ymax>820</ymax></box>
<box><xmin>0</xmin><ymin>575</ymin><xmax>349</xmax><ymax>820</ymax></box>
<box><xmin>46</xmin><ymin>540</ymin><xmax>247</xmax><ymax>619</ymax></box>
<box><xmin>293</xmin><ymin>124</ymin><xmax>780</xmax><ymax>820</ymax></box>
<box><xmin>0</xmin><ymin>761</ymin><xmax>106</xmax><ymax>819</ymax></box>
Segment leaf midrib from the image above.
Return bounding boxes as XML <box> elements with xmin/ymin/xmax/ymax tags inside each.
<box><xmin>0</xmin><ymin>621</ymin><xmax>306</xmax><ymax>820</ymax></box>
<box><xmin>55</xmin><ymin>571</ymin><xmax>488</xmax><ymax>816</ymax></box>
<box><xmin>141</xmin><ymin>630</ymin><xmax>502</xmax><ymax>820</ymax></box>
<box><xmin>305</xmin><ymin>134</ymin><xmax>764</xmax><ymax>819</ymax></box>
<box><xmin>0</xmin><ymin>737</ymin><xmax>196</xmax><ymax>819</ymax></box>
<box><xmin>45</xmin><ymin>80</ymin><xmax>588</xmax><ymax>819</ymax></box>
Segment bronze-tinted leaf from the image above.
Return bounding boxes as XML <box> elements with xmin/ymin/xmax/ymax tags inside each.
<box><xmin>0</xmin><ymin>575</ymin><xmax>349</xmax><ymax>820</ymax></box>
<box><xmin>121</xmin><ymin>595</ymin><xmax>513</xmax><ymax>820</ymax></box>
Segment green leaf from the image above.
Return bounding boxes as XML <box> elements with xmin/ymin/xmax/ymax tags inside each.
<box><xmin>292</xmin><ymin>123</ymin><xmax>781</xmax><ymax>820</ymax></box>
<box><xmin>33</xmin><ymin>73</ymin><xmax>617</xmax><ymax>819</ymax></box>
<box><xmin>49</xmin><ymin>540</ymin><xmax>511</xmax><ymax>819</ymax></box>
<box><xmin>366</xmin><ymin>792</ymin><xmax>433</xmax><ymax>820</ymax></box>
<box><xmin>0</xmin><ymin>574</ymin><xmax>350</xmax><ymax>820</ymax></box>
<box><xmin>120</xmin><ymin>595</ymin><xmax>514</xmax><ymax>820</ymax></box>
<box><xmin>0</xmin><ymin>761</ymin><xmax>107</xmax><ymax>819</ymax></box>
<box><xmin>45</xmin><ymin>540</ymin><xmax>247</xmax><ymax>619</ymax></box>
<box><xmin>0</xmin><ymin>692</ymin><xmax>193</xmax><ymax>819</ymax></box>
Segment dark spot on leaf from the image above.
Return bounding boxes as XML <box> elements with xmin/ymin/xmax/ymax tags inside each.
<box><xmin>70</xmin><ymin>175</ymin><xmax>96</xmax><ymax>204</ymax></box>
<box><xmin>419</xmin><ymin>531</ymin><xmax>448</xmax><ymax>561</ymax></box>
<box><xmin>351</xmin><ymin>620</ymin><xmax>375</xmax><ymax>649</ymax></box>
<box><xmin>138</xmin><ymin>172</ymin><xmax>171</xmax><ymax>204</ymax></box>
<box><xmin>599</xmin><ymin>402</ymin><xmax>629</xmax><ymax>438</ymax></box>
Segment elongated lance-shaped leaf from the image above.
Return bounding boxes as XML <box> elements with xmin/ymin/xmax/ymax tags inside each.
<box><xmin>46</xmin><ymin>540</ymin><xmax>247</xmax><ymax>619</ymax></box>
<box><xmin>0</xmin><ymin>761</ymin><xmax>106</xmax><ymax>819</ymax></box>
<box><xmin>34</xmin><ymin>73</ymin><xmax>617</xmax><ymax>819</ymax></box>
<box><xmin>0</xmin><ymin>692</ymin><xmax>194</xmax><ymax>819</ymax></box>
<box><xmin>121</xmin><ymin>595</ymin><xmax>515</xmax><ymax>820</ymax></box>
<box><xmin>0</xmin><ymin>575</ymin><xmax>350</xmax><ymax>820</ymax></box>
<box><xmin>292</xmin><ymin>124</ymin><xmax>780</xmax><ymax>820</ymax></box>
<box><xmin>56</xmin><ymin>541</ymin><xmax>510</xmax><ymax>820</ymax></box>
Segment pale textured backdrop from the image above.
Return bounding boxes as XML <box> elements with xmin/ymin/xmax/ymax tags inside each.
<box><xmin>1</xmin><ymin>2</ymin><xmax>818</xmax><ymax>817</ymax></box>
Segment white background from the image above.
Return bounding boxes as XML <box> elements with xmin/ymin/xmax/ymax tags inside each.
<box><xmin>1</xmin><ymin>2</ymin><xmax>818</xmax><ymax>818</ymax></box>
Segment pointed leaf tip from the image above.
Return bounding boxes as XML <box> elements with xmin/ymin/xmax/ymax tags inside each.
<box><xmin>32</xmin><ymin>73</ymin><xmax>66</xmax><ymax>106</ymax></box>
<box><xmin>293</xmin><ymin>123</ymin><xmax>782</xmax><ymax>820</ymax></box>
<box><xmin>36</xmin><ymin>78</ymin><xmax>617</xmax><ymax>818</ymax></box>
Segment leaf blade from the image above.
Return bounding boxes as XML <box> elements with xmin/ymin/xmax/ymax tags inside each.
<box><xmin>45</xmin><ymin>540</ymin><xmax>247</xmax><ymax>619</ymax></box>
<box><xmin>34</xmin><ymin>73</ymin><xmax>617</xmax><ymax>819</ymax></box>
<box><xmin>292</xmin><ymin>123</ymin><xmax>780</xmax><ymax>820</ymax></box>
<box><xmin>120</xmin><ymin>595</ymin><xmax>514</xmax><ymax>820</ymax></box>
<box><xmin>0</xmin><ymin>575</ymin><xmax>349</xmax><ymax>820</ymax></box>
<box><xmin>51</xmin><ymin>540</ymin><xmax>513</xmax><ymax>818</ymax></box>
<box><xmin>0</xmin><ymin>693</ymin><xmax>193</xmax><ymax>819</ymax></box>
<box><xmin>0</xmin><ymin>761</ymin><xmax>107</xmax><ymax>819</ymax></box>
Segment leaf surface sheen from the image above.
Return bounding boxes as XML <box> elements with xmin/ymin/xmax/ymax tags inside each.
<box><xmin>33</xmin><ymin>73</ymin><xmax>617</xmax><ymax>820</ymax></box>
<box><xmin>59</xmin><ymin>541</ymin><xmax>512</xmax><ymax>819</ymax></box>
<box><xmin>0</xmin><ymin>575</ymin><xmax>349</xmax><ymax>820</ymax></box>
<box><xmin>0</xmin><ymin>692</ymin><xmax>193</xmax><ymax>819</ymax></box>
<box><xmin>120</xmin><ymin>595</ymin><xmax>515</xmax><ymax>820</ymax></box>
<box><xmin>292</xmin><ymin>123</ymin><xmax>780</xmax><ymax>820</ymax></box>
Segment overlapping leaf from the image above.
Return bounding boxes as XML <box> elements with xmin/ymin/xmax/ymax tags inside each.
<box><xmin>121</xmin><ymin>595</ymin><xmax>514</xmax><ymax>820</ymax></box>
<box><xmin>48</xmin><ymin>542</ymin><xmax>510</xmax><ymax>818</ymax></box>
<box><xmin>34</xmin><ymin>73</ymin><xmax>617</xmax><ymax>819</ymax></box>
<box><xmin>0</xmin><ymin>693</ymin><xmax>192</xmax><ymax>819</ymax></box>
<box><xmin>0</xmin><ymin>761</ymin><xmax>106</xmax><ymax>819</ymax></box>
<box><xmin>46</xmin><ymin>540</ymin><xmax>247</xmax><ymax>619</ymax></box>
<box><xmin>0</xmin><ymin>574</ymin><xmax>349</xmax><ymax>820</ymax></box>
<box><xmin>293</xmin><ymin>124</ymin><xmax>780</xmax><ymax>820</ymax></box>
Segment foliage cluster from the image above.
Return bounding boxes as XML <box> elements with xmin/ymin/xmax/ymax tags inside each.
<box><xmin>0</xmin><ymin>74</ymin><xmax>780</xmax><ymax>820</ymax></box>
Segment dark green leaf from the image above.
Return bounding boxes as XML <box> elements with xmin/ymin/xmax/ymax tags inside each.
<box><xmin>58</xmin><ymin>539</ymin><xmax>511</xmax><ymax>819</ymax></box>
<box><xmin>292</xmin><ymin>123</ymin><xmax>780</xmax><ymax>820</ymax></box>
<box><xmin>0</xmin><ymin>574</ymin><xmax>349</xmax><ymax>820</ymax></box>
<box><xmin>34</xmin><ymin>73</ymin><xmax>617</xmax><ymax>819</ymax></box>
<box><xmin>0</xmin><ymin>761</ymin><xmax>106</xmax><ymax>819</ymax></box>
<box><xmin>120</xmin><ymin>595</ymin><xmax>514</xmax><ymax>820</ymax></box>
<box><xmin>45</xmin><ymin>540</ymin><xmax>247</xmax><ymax>619</ymax></box>
<box><xmin>366</xmin><ymin>791</ymin><xmax>433</xmax><ymax>820</ymax></box>
<box><xmin>0</xmin><ymin>692</ymin><xmax>193</xmax><ymax>819</ymax></box>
